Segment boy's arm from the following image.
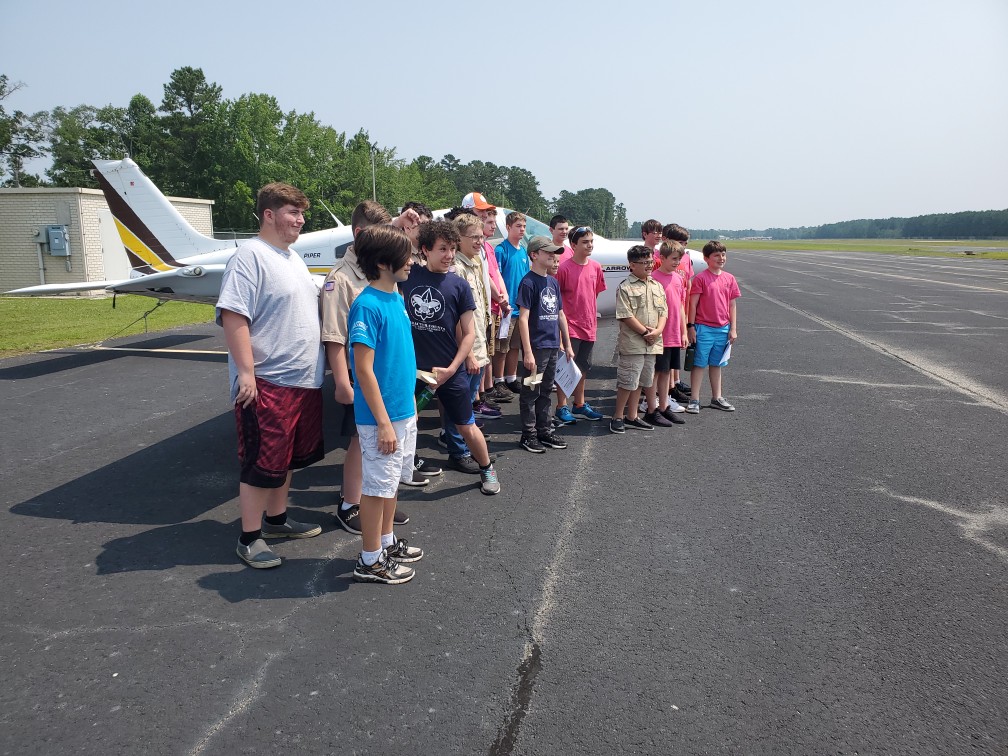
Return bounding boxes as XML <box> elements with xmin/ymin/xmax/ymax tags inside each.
<box><xmin>687</xmin><ymin>292</ymin><xmax>701</xmax><ymax>344</ymax></box>
<box><xmin>325</xmin><ymin>342</ymin><xmax>354</xmax><ymax>404</ymax></box>
<box><xmin>352</xmin><ymin>343</ymin><xmax>397</xmax><ymax>455</ymax></box>
<box><xmin>220</xmin><ymin>309</ymin><xmax>257</xmax><ymax>408</ymax></box>
<box><xmin>679</xmin><ymin>301</ymin><xmax>688</xmax><ymax>347</ymax></box>
<box><xmin>618</xmin><ymin>315</ymin><xmax>651</xmax><ymax>338</ymax></box>
<box><xmin>558</xmin><ymin>310</ymin><xmax>575</xmax><ymax>361</ymax></box>
<box><xmin>433</xmin><ymin>311</ymin><xmax>476</xmax><ymax>385</ymax></box>
<box><xmin>728</xmin><ymin>299</ymin><xmax>738</xmax><ymax>343</ymax></box>
<box><xmin>518</xmin><ymin>307</ymin><xmax>535</xmax><ymax>372</ymax></box>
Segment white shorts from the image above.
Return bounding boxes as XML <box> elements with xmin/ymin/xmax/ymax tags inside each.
<box><xmin>357</xmin><ymin>415</ymin><xmax>417</xmax><ymax>499</ymax></box>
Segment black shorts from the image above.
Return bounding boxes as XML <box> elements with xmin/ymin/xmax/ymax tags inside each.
<box><xmin>655</xmin><ymin>347</ymin><xmax>682</xmax><ymax>373</ymax></box>
<box><xmin>569</xmin><ymin>337</ymin><xmax>595</xmax><ymax>376</ymax></box>
<box><xmin>334</xmin><ymin>401</ymin><xmax>356</xmax><ymax>438</ymax></box>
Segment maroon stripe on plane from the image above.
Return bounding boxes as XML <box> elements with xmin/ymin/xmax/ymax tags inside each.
<box><xmin>94</xmin><ymin>167</ymin><xmax>183</xmax><ymax>268</ymax></box>
<box><xmin>123</xmin><ymin>247</ymin><xmax>156</xmax><ymax>274</ymax></box>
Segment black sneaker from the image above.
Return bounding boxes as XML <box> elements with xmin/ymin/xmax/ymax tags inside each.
<box><xmin>675</xmin><ymin>381</ymin><xmax>692</xmax><ymax>395</ymax></box>
<box><xmin>537</xmin><ymin>432</ymin><xmax>568</xmax><ymax>449</ymax></box>
<box><xmin>490</xmin><ymin>383</ymin><xmax>514</xmax><ymax>403</ymax></box>
<box><xmin>506</xmin><ymin>379</ymin><xmax>522</xmax><ymax>394</ymax></box>
<box><xmin>353</xmin><ymin>552</ymin><xmax>415</xmax><ymax>585</ymax></box>
<box><xmin>415</xmin><ymin>456</ymin><xmax>443</xmax><ymax>476</ymax></box>
<box><xmin>643</xmin><ymin>410</ymin><xmax>674</xmax><ymax>428</ymax></box>
<box><xmin>609</xmin><ymin>417</ymin><xmax>626</xmax><ymax>434</ymax></box>
<box><xmin>386</xmin><ymin>538</ymin><xmax>423</xmax><ymax>563</ymax></box>
<box><xmin>336</xmin><ymin>498</ymin><xmax>408</xmax><ymax>534</ymax></box>
<box><xmin>335</xmin><ymin>501</ymin><xmax>362</xmax><ymax>535</ymax></box>
<box><xmin>451</xmin><ymin>455</ymin><xmax>481</xmax><ymax>474</ymax></box>
<box><xmin>520</xmin><ymin>434</ymin><xmax>546</xmax><ymax>453</ymax></box>
<box><xmin>625</xmin><ymin>416</ymin><xmax>654</xmax><ymax>431</ymax></box>
<box><xmin>671</xmin><ymin>386</ymin><xmax>692</xmax><ymax>404</ymax></box>
<box><xmin>661</xmin><ymin>406</ymin><xmax>687</xmax><ymax>424</ymax></box>
<box><xmin>399</xmin><ymin>468</ymin><xmax>429</xmax><ymax>487</ymax></box>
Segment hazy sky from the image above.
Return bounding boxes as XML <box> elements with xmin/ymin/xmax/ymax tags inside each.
<box><xmin>3</xmin><ymin>0</ymin><xmax>1006</xmax><ymax>229</ymax></box>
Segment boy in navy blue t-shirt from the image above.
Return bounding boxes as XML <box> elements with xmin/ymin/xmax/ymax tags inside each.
<box><xmin>517</xmin><ymin>236</ymin><xmax>575</xmax><ymax>453</ymax></box>
<box><xmin>404</xmin><ymin>221</ymin><xmax>500</xmax><ymax>495</ymax></box>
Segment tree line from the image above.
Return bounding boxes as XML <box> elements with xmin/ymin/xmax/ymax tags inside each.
<box><xmin>1</xmin><ymin>68</ymin><xmax>630</xmax><ymax>237</ymax></box>
<box><xmin>692</xmin><ymin>209</ymin><xmax>1008</xmax><ymax>242</ymax></box>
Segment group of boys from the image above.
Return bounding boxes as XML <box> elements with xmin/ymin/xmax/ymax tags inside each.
<box><xmin>215</xmin><ymin>181</ymin><xmax>738</xmax><ymax>586</ymax></box>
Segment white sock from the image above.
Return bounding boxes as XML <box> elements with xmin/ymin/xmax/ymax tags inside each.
<box><xmin>494</xmin><ymin>378</ymin><xmax>505</xmax><ymax>385</ymax></box>
<box><xmin>341</xmin><ymin>500</ymin><xmax>357</xmax><ymax>512</ymax></box>
<box><xmin>381</xmin><ymin>532</ymin><xmax>395</xmax><ymax>549</ymax></box>
<box><xmin>505</xmin><ymin>374</ymin><xmax>517</xmax><ymax>382</ymax></box>
<box><xmin>362</xmin><ymin>547</ymin><xmax>383</xmax><ymax>566</ymax></box>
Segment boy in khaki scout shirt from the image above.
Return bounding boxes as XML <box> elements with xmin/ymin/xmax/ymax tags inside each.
<box><xmin>610</xmin><ymin>245</ymin><xmax>667</xmax><ymax>434</ymax></box>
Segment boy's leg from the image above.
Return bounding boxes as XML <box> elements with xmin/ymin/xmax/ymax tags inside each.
<box><xmin>626</xmin><ymin>387</ymin><xmax>644</xmax><ymax>421</ymax></box>
<box><xmin>655</xmin><ymin>370</ymin><xmax>672</xmax><ymax>411</ymax></box>
<box><xmin>359</xmin><ymin>494</ymin><xmax>385</xmax><ymax>555</ymax></box>
<box><xmin>343</xmin><ymin>435</ymin><xmax>362</xmax><ymax>505</ymax></box>
<box><xmin>690</xmin><ymin>367</ymin><xmax>704</xmax><ymax>402</ymax></box>
<box><xmin>709</xmin><ymin>365</ymin><xmax>723</xmax><ymax>399</ymax></box>
<box><xmin>572</xmin><ymin>374</ymin><xmax>587</xmax><ymax>408</ymax></box>
<box><xmin>535</xmin><ymin>350</ymin><xmax>559</xmax><ymax>436</ymax></box>
<box><xmin>504</xmin><ymin>346</ymin><xmax>521</xmax><ymax>385</ymax></box>
<box><xmin>613</xmin><ymin>387</ymin><xmax>633</xmax><ymax>418</ymax></box>
<box><xmin>239</xmin><ymin>482</ymin><xmax>277</xmax><ymax>531</ymax></box>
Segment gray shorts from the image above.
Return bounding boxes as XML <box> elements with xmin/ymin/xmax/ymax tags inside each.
<box><xmin>616</xmin><ymin>353</ymin><xmax>655</xmax><ymax>391</ymax></box>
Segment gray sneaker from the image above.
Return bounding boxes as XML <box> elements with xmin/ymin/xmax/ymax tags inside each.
<box><xmin>261</xmin><ymin>516</ymin><xmax>322</xmax><ymax>539</ymax></box>
<box><xmin>236</xmin><ymin>538</ymin><xmax>282</xmax><ymax>569</ymax></box>
<box><xmin>480</xmin><ymin>465</ymin><xmax>501</xmax><ymax>495</ymax></box>
<box><xmin>710</xmin><ymin>397</ymin><xmax>736</xmax><ymax>412</ymax></box>
<box><xmin>353</xmin><ymin>551</ymin><xmax>415</xmax><ymax>584</ymax></box>
<box><xmin>686</xmin><ymin>400</ymin><xmax>701</xmax><ymax>414</ymax></box>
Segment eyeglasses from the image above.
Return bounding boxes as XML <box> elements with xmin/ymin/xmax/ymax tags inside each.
<box><xmin>574</xmin><ymin>226</ymin><xmax>591</xmax><ymax>234</ymax></box>
<box><xmin>463</xmin><ymin>234</ymin><xmax>485</xmax><ymax>241</ymax></box>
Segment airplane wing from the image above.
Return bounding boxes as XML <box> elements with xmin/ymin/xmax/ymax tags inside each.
<box><xmin>8</xmin><ymin>264</ymin><xmax>229</xmax><ymax>304</ymax></box>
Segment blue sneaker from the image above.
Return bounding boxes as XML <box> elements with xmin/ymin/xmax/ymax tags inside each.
<box><xmin>554</xmin><ymin>405</ymin><xmax>577</xmax><ymax>425</ymax></box>
<box><xmin>571</xmin><ymin>402</ymin><xmax>603</xmax><ymax>420</ymax></box>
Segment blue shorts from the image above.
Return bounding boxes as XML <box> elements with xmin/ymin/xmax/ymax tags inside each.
<box><xmin>693</xmin><ymin>324</ymin><xmax>730</xmax><ymax>368</ymax></box>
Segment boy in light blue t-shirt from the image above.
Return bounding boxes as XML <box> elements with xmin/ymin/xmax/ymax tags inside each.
<box><xmin>347</xmin><ymin>226</ymin><xmax>422</xmax><ymax>585</ymax></box>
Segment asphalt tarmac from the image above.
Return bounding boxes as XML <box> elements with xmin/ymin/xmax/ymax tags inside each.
<box><xmin>1</xmin><ymin>249</ymin><xmax>1006</xmax><ymax>755</ymax></box>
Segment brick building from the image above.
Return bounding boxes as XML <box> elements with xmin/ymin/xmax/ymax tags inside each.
<box><xmin>0</xmin><ymin>187</ymin><xmax>213</xmax><ymax>293</ymax></box>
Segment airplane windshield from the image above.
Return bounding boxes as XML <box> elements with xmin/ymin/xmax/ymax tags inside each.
<box><xmin>499</xmin><ymin>208</ymin><xmax>551</xmax><ymax>246</ymax></box>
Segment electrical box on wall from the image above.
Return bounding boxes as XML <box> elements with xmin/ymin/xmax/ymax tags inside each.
<box><xmin>46</xmin><ymin>225</ymin><xmax>70</xmax><ymax>256</ymax></box>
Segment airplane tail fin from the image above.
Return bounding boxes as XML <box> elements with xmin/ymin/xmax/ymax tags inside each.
<box><xmin>92</xmin><ymin>158</ymin><xmax>226</xmax><ymax>274</ymax></box>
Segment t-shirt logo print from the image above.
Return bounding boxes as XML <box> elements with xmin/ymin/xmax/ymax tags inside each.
<box><xmin>409</xmin><ymin>286</ymin><xmax>444</xmax><ymax>321</ymax></box>
<box><xmin>540</xmin><ymin>287</ymin><xmax>558</xmax><ymax>314</ymax></box>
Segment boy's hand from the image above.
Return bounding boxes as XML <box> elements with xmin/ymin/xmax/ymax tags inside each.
<box><xmin>465</xmin><ymin>354</ymin><xmax>480</xmax><ymax>374</ymax></box>
<box><xmin>377</xmin><ymin>421</ymin><xmax>397</xmax><ymax>455</ymax></box>
<box><xmin>565</xmin><ymin>346</ymin><xmax>576</xmax><ymax>363</ymax></box>
<box><xmin>729</xmin><ymin>329</ymin><xmax>738</xmax><ymax>344</ymax></box>
<box><xmin>500</xmin><ymin>301</ymin><xmax>511</xmax><ymax>317</ymax></box>
<box><xmin>431</xmin><ymin>366</ymin><xmax>451</xmax><ymax>388</ymax></box>
<box><xmin>333</xmin><ymin>377</ymin><xmax>354</xmax><ymax>405</ymax></box>
<box><xmin>523</xmin><ymin>353</ymin><xmax>537</xmax><ymax>372</ymax></box>
<box><xmin>235</xmin><ymin>372</ymin><xmax>257</xmax><ymax>408</ymax></box>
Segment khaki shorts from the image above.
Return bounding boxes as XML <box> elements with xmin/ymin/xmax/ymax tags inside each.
<box><xmin>496</xmin><ymin>316</ymin><xmax>518</xmax><ymax>352</ymax></box>
<box><xmin>616</xmin><ymin>353</ymin><xmax>656</xmax><ymax>391</ymax></box>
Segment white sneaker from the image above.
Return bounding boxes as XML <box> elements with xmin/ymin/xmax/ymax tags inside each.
<box><xmin>665</xmin><ymin>402</ymin><xmax>686</xmax><ymax>413</ymax></box>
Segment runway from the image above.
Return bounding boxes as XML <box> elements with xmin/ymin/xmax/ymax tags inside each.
<box><xmin>1</xmin><ymin>249</ymin><xmax>1005</xmax><ymax>755</ymax></box>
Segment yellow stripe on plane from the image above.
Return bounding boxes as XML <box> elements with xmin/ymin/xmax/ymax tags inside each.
<box><xmin>114</xmin><ymin>218</ymin><xmax>177</xmax><ymax>272</ymax></box>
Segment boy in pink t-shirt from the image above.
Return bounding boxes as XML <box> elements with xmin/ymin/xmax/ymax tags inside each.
<box><xmin>686</xmin><ymin>241</ymin><xmax>741</xmax><ymax>413</ymax></box>
<box><xmin>554</xmin><ymin>225</ymin><xmax>607</xmax><ymax>422</ymax></box>
<box><xmin>663</xmin><ymin>223</ymin><xmax>694</xmax><ymax>400</ymax></box>
<box><xmin>648</xmin><ymin>241</ymin><xmax>689</xmax><ymax>425</ymax></box>
<box><xmin>550</xmin><ymin>214</ymin><xmax>574</xmax><ymax>264</ymax></box>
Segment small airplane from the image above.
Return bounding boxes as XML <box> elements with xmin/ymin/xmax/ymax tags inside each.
<box><xmin>7</xmin><ymin>158</ymin><xmax>705</xmax><ymax>316</ymax></box>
